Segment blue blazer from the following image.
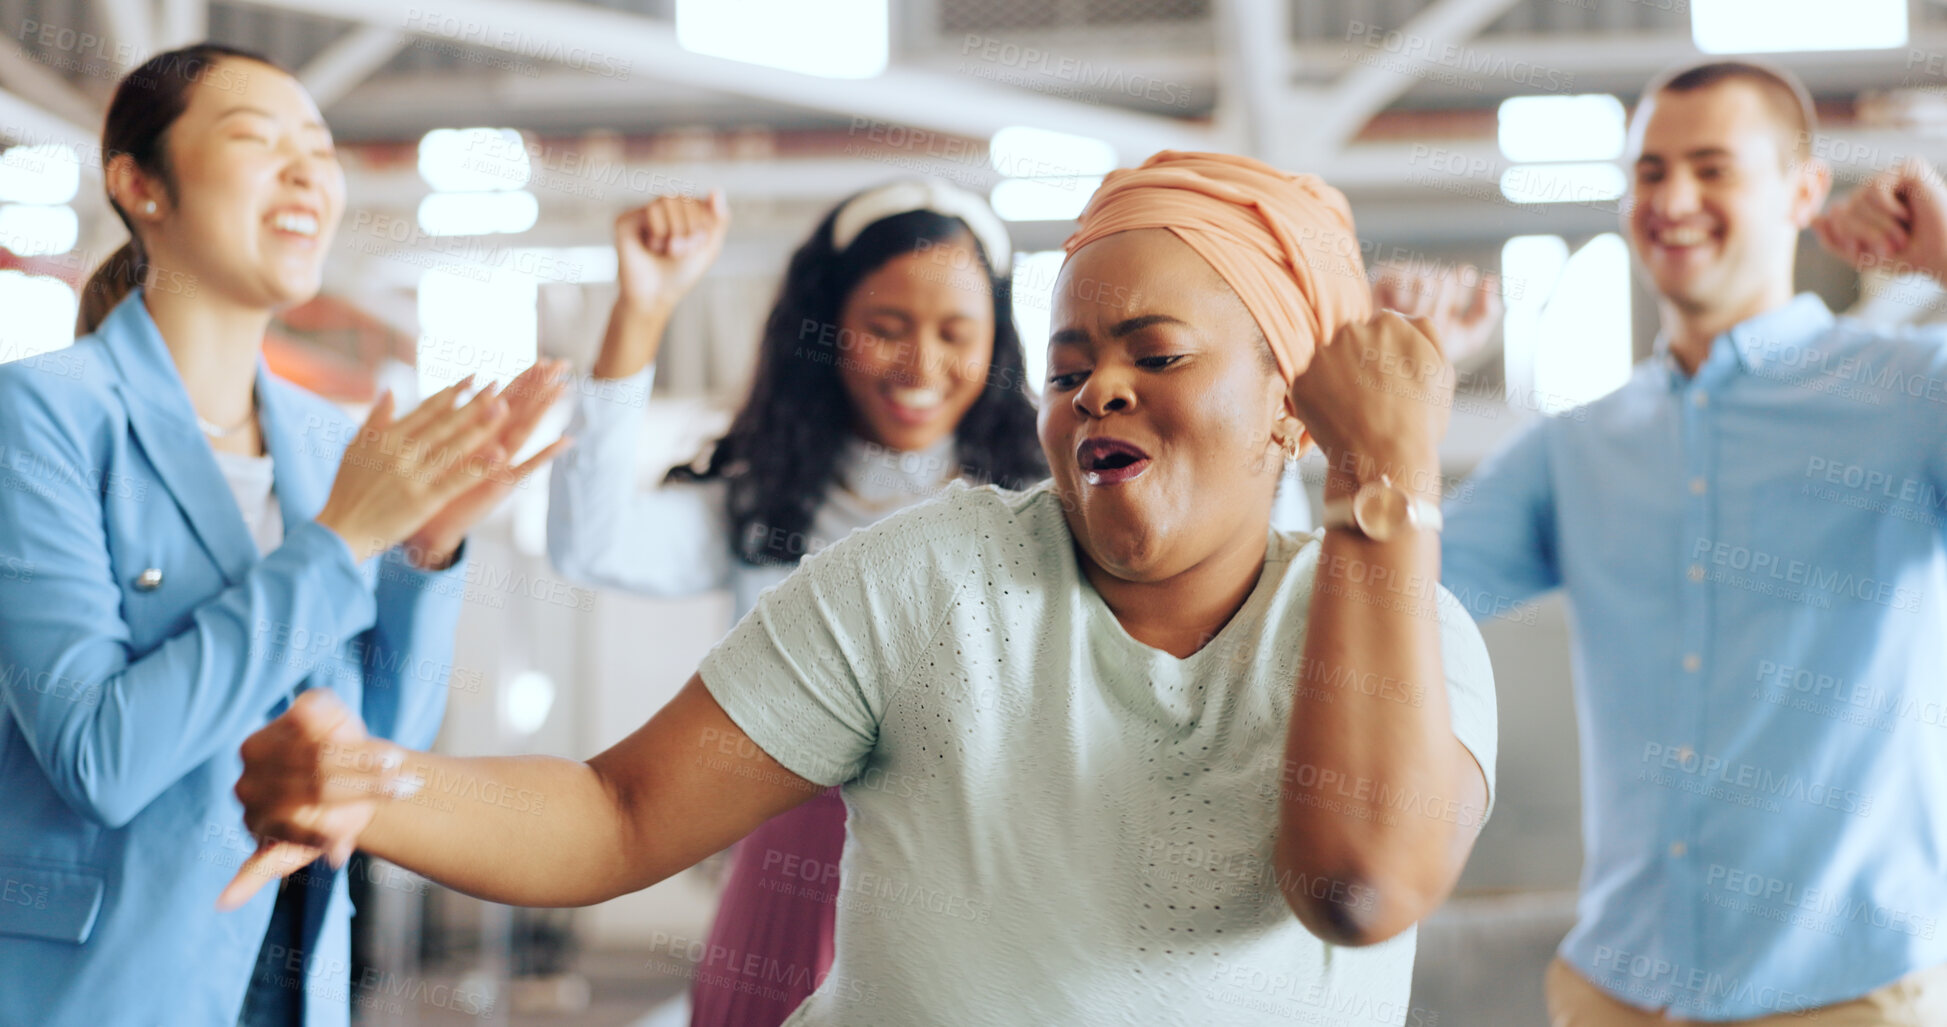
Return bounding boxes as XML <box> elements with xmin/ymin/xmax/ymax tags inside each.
<box><xmin>0</xmin><ymin>292</ymin><xmax>466</xmax><ymax>1026</ymax></box>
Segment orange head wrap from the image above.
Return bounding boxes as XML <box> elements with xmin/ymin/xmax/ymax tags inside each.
<box><xmin>1062</xmin><ymin>150</ymin><xmax>1371</xmax><ymax>385</ymax></box>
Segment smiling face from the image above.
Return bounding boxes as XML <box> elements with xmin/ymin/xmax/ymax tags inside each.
<box><xmin>834</xmin><ymin>237</ymin><xmax>997</xmax><ymax>452</ymax></box>
<box><xmin>123</xmin><ymin>56</ymin><xmax>344</xmax><ymax>311</ymax></box>
<box><xmin>1626</xmin><ymin>79</ymin><xmax>1824</xmax><ymax>322</ymax></box>
<box><xmin>1039</xmin><ymin>228</ymin><xmax>1294</xmax><ymax>584</ymax></box>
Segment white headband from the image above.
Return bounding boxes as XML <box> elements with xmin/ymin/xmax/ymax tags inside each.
<box><xmin>830</xmin><ymin>178</ymin><xmax>1013</xmax><ymax>276</ymax></box>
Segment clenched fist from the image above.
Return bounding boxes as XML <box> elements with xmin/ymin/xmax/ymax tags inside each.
<box><xmin>1814</xmin><ymin>158</ymin><xmax>1947</xmax><ymax>284</ymax></box>
<box><xmin>218</xmin><ymin>690</ymin><xmax>410</xmax><ymax>909</ymax></box>
<box><xmin>1287</xmin><ymin>310</ymin><xmax>1451</xmax><ymax>494</ymax></box>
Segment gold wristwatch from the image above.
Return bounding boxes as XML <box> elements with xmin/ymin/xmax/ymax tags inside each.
<box><xmin>1321</xmin><ymin>474</ymin><xmax>1443</xmax><ymax>542</ymax></box>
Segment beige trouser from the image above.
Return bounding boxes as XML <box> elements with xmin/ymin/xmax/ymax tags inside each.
<box><xmin>1547</xmin><ymin>957</ymin><xmax>1947</xmax><ymax>1026</ymax></box>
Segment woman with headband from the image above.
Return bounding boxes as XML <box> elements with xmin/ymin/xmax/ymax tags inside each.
<box><xmin>546</xmin><ymin>179</ymin><xmax>1042</xmax><ymax>1025</ymax></box>
<box><xmin>0</xmin><ymin>44</ymin><xmax>565</xmax><ymax>1025</ymax></box>
<box><xmin>229</xmin><ymin>151</ymin><xmax>1497</xmax><ymax>1025</ymax></box>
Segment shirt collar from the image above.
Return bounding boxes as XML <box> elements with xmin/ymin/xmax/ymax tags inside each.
<box><xmin>1654</xmin><ymin>293</ymin><xmax>1834</xmax><ymax>385</ymax></box>
<box><xmin>836</xmin><ymin>432</ymin><xmax>959</xmax><ymax>503</ymax></box>
<box><xmin>1726</xmin><ymin>292</ymin><xmax>1835</xmax><ymax>373</ymax></box>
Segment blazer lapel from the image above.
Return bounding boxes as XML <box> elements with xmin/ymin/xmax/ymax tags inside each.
<box><xmin>97</xmin><ymin>292</ymin><xmax>260</xmax><ymax>586</ymax></box>
<box><xmin>255</xmin><ymin>367</ymin><xmax>333</xmax><ymax>530</ymax></box>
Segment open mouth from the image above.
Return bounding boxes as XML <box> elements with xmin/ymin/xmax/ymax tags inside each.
<box><xmin>1649</xmin><ymin>223</ymin><xmax>1715</xmax><ymax>253</ymax></box>
<box><xmin>266</xmin><ymin>206</ymin><xmax>322</xmax><ymax>240</ymax></box>
<box><xmin>1076</xmin><ymin>436</ymin><xmax>1152</xmax><ymax>486</ymax></box>
<box><xmin>882</xmin><ymin>385</ymin><xmax>945</xmax><ymax>427</ymax></box>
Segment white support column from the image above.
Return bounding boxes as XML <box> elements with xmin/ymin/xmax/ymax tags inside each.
<box><xmin>156</xmin><ymin>0</ymin><xmax>210</xmax><ymax>51</ymax></box>
<box><xmin>1215</xmin><ymin>0</ymin><xmax>1289</xmax><ymax>160</ymax></box>
<box><xmin>92</xmin><ymin>0</ymin><xmax>156</xmax><ymax>65</ymax></box>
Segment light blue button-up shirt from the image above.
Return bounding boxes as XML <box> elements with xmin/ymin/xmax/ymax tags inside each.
<box><xmin>1443</xmin><ymin>294</ymin><xmax>1947</xmax><ymax>1019</ymax></box>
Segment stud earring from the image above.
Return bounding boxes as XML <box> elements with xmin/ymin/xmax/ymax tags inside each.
<box><xmin>144</xmin><ymin>201</ymin><xmax>157</xmax><ymax>214</ymax></box>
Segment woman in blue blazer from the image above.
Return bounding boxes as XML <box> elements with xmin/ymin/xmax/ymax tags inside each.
<box><xmin>0</xmin><ymin>44</ymin><xmax>567</xmax><ymax>1025</ymax></box>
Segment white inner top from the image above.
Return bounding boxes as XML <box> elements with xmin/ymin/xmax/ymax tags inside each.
<box><xmin>210</xmin><ymin>446</ymin><xmax>283</xmax><ymax>557</ymax></box>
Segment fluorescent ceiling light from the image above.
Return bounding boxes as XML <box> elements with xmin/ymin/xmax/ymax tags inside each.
<box><xmin>0</xmin><ymin>272</ymin><xmax>77</xmax><ymax>362</ymax></box>
<box><xmin>0</xmin><ymin>145</ymin><xmax>80</xmax><ymax>205</ymax></box>
<box><xmin>1498</xmin><ymin>95</ymin><xmax>1626</xmax><ymax>164</ymax></box>
<box><xmin>418</xmin><ymin>128</ymin><xmax>531</xmax><ymax>193</ymax></box>
<box><xmin>1691</xmin><ymin>0</ymin><xmax>1905</xmax><ymax>54</ymax></box>
<box><xmin>1499</xmin><ymin>163</ymin><xmax>1627</xmax><ymax>206</ymax></box>
<box><xmin>989</xmin><ymin>127</ymin><xmax>1117</xmax><ymax>179</ymax></box>
<box><xmin>0</xmin><ymin>203</ymin><xmax>79</xmax><ymax>256</ymax></box>
<box><xmin>990</xmin><ymin>177</ymin><xmax>1102</xmax><ymax>223</ymax></box>
<box><xmin>677</xmin><ymin>0</ymin><xmax>888</xmax><ymax>79</ymax></box>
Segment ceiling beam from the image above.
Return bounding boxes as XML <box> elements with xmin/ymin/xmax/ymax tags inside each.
<box><xmin>338</xmin><ymin>154</ymin><xmax>1012</xmax><ymax>212</ymax></box>
<box><xmin>298</xmin><ymin>25</ymin><xmax>409</xmax><ymax>109</ymax></box>
<box><xmin>225</xmin><ymin>0</ymin><xmax>1214</xmax><ymax>160</ymax></box>
<box><xmin>1286</xmin><ymin>0</ymin><xmax>1524</xmax><ymax>161</ymax></box>
<box><xmin>1286</xmin><ymin>29</ymin><xmax>1695</xmax><ymax>83</ymax></box>
<box><xmin>893</xmin><ymin>28</ymin><xmax>1947</xmax><ymax>103</ymax></box>
<box><xmin>1284</xmin><ymin>30</ymin><xmax>1947</xmax><ymax>86</ymax></box>
<box><xmin>0</xmin><ymin>87</ymin><xmax>97</xmax><ymax>154</ymax></box>
<box><xmin>0</xmin><ymin>47</ymin><xmax>103</xmax><ymax>132</ymax></box>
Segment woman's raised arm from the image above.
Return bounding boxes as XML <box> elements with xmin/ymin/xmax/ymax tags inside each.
<box><xmin>547</xmin><ymin>190</ymin><xmax>739</xmax><ymax>596</ymax></box>
<box><xmin>1273</xmin><ymin>311</ymin><xmax>1492</xmax><ymax>947</ymax></box>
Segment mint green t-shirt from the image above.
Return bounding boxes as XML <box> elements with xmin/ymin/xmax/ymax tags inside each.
<box><xmin>699</xmin><ymin>480</ymin><xmax>1497</xmax><ymax>1026</ymax></box>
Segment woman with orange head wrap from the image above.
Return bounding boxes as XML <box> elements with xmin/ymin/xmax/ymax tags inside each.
<box><xmin>1063</xmin><ymin>150</ymin><xmax>1373</xmax><ymax>381</ymax></box>
<box><xmin>225</xmin><ymin>152</ymin><xmax>1498</xmax><ymax>1026</ymax></box>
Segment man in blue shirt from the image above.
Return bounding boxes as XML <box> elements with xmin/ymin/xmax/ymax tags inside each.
<box><xmin>1443</xmin><ymin>60</ymin><xmax>1947</xmax><ymax>1023</ymax></box>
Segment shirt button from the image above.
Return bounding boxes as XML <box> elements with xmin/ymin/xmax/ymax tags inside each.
<box><xmin>1683</xmin><ymin>653</ymin><xmax>1701</xmax><ymax>672</ymax></box>
<box><xmin>1689</xmin><ymin>477</ymin><xmax>1707</xmax><ymax>495</ymax></box>
<box><xmin>1669</xmin><ymin>841</ymin><xmax>1688</xmax><ymax>858</ymax></box>
<box><xmin>1687</xmin><ymin>564</ymin><xmax>1705</xmax><ymax>583</ymax></box>
<box><xmin>1692</xmin><ymin>392</ymin><xmax>1709</xmax><ymax>408</ymax></box>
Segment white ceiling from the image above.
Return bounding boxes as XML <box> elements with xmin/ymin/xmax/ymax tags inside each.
<box><xmin>3</xmin><ymin>0</ymin><xmax>1945</xmax><ymax>245</ymax></box>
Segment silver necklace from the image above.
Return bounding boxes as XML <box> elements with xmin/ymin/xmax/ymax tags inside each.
<box><xmin>197</xmin><ymin>406</ymin><xmax>255</xmax><ymax>439</ymax></box>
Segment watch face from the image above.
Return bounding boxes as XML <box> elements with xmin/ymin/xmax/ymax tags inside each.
<box><xmin>1352</xmin><ymin>481</ymin><xmax>1408</xmax><ymax>542</ymax></box>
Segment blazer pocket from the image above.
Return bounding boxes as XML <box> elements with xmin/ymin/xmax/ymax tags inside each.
<box><xmin>0</xmin><ymin>862</ymin><xmax>106</xmax><ymax>944</ymax></box>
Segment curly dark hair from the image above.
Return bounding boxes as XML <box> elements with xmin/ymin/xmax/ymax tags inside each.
<box><xmin>668</xmin><ymin>193</ymin><xmax>1046</xmax><ymax>565</ymax></box>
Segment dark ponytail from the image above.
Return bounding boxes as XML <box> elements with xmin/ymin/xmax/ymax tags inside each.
<box><xmin>77</xmin><ymin>42</ymin><xmax>280</xmax><ymax>335</ymax></box>
<box><xmin>76</xmin><ymin>241</ymin><xmax>145</xmax><ymax>337</ymax></box>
